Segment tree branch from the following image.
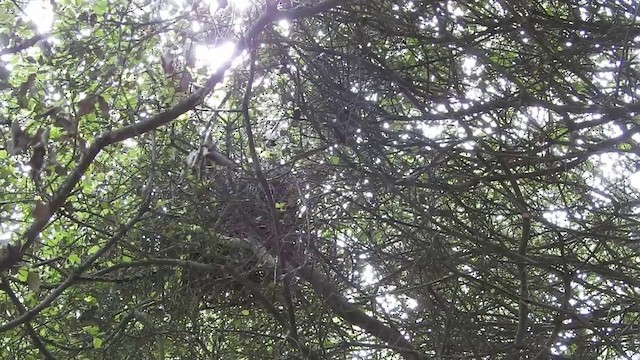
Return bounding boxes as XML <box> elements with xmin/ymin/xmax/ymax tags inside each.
<box><xmin>0</xmin><ymin>193</ymin><xmax>150</xmax><ymax>332</ymax></box>
<box><xmin>513</xmin><ymin>213</ymin><xmax>531</xmax><ymax>357</ymax></box>
<box><xmin>242</xmin><ymin>235</ymin><xmax>426</xmax><ymax>360</ymax></box>
<box><xmin>1</xmin><ymin>1</ymin><xmax>299</xmax><ymax>271</ymax></box>
<box><xmin>276</xmin><ymin>0</ymin><xmax>356</xmax><ymax>20</ymax></box>
<box><xmin>0</xmin><ymin>277</ymin><xmax>57</xmax><ymax>360</ymax></box>
<box><xmin>0</xmin><ymin>34</ymin><xmax>48</xmax><ymax>55</ymax></box>
<box><xmin>241</xmin><ymin>47</ymin><xmax>281</xmax><ymax>236</ymax></box>
<box><xmin>296</xmin><ymin>263</ymin><xmax>426</xmax><ymax>360</ymax></box>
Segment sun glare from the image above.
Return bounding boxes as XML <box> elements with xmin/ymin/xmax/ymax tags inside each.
<box><xmin>206</xmin><ymin>0</ymin><xmax>253</xmax><ymax>12</ymax></box>
<box><xmin>23</xmin><ymin>0</ymin><xmax>54</xmax><ymax>33</ymax></box>
<box><xmin>195</xmin><ymin>42</ymin><xmax>239</xmax><ymax>72</ymax></box>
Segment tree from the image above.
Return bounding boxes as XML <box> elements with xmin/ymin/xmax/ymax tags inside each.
<box><xmin>0</xmin><ymin>0</ymin><xmax>639</xmax><ymax>358</ymax></box>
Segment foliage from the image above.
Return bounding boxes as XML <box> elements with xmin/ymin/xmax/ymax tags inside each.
<box><xmin>0</xmin><ymin>0</ymin><xmax>639</xmax><ymax>359</ymax></box>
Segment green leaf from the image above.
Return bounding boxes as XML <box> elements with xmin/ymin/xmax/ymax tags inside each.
<box><xmin>68</xmin><ymin>253</ymin><xmax>81</xmax><ymax>265</ymax></box>
<box><xmin>92</xmin><ymin>337</ymin><xmax>103</xmax><ymax>349</ymax></box>
<box><xmin>83</xmin><ymin>325</ymin><xmax>99</xmax><ymax>336</ymax></box>
<box><xmin>617</xmin><ymin>142</ymin><xmax>632</xmax><ymax>151</ymax></box>
<box><xmin>92</xmin><ymin>1</ymin><xmax>108</xmax><ymax>15</ymax></box>
<box><xmin>17</xmin><ymin>267</ymin><xmax>29</xmax><ymax>282</ymax></box>
<box><xmin>241</xmin><ymin>310</ymin><xmax>250</xmax><ymax>316</ymax></box>
<box><xmin>27</xmin><ymin>270</ymin><xmax>41</xmax><ymax>293</ymax></box>
<box><xmin>88</xmin><ymin>245</ymin><xmax>101</xmax><ymax>255</ymax></box>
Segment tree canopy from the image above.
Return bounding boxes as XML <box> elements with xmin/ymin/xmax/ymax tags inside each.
<box><xmin>1</xmin><ymin>0</ymin><xmax>639</xmax><ymax>359</ymax></box>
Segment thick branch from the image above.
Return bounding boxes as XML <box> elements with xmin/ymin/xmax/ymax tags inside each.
<box><xmin>296</xmin><ymin>264</ymin><xmax>426</xmax><ymax>360</ymax></box>
<box><xmin>276</xmin><ymin>0</ymin><xmax>356</xmax><ymax>20</ymax></box>
<box><xmin>513</xmin><ymin>213</ymin><xmax>531</xmax><ymax>357</ymax></box>
<box><xmin>242</xmin><ymin>236</ymin><xmax>426</xmax><ymax>360</ymax></box>
<box><xmin>0</xmin><ymin>34</ymin><xmax>48</xmax><ymax>55</ymax></box>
